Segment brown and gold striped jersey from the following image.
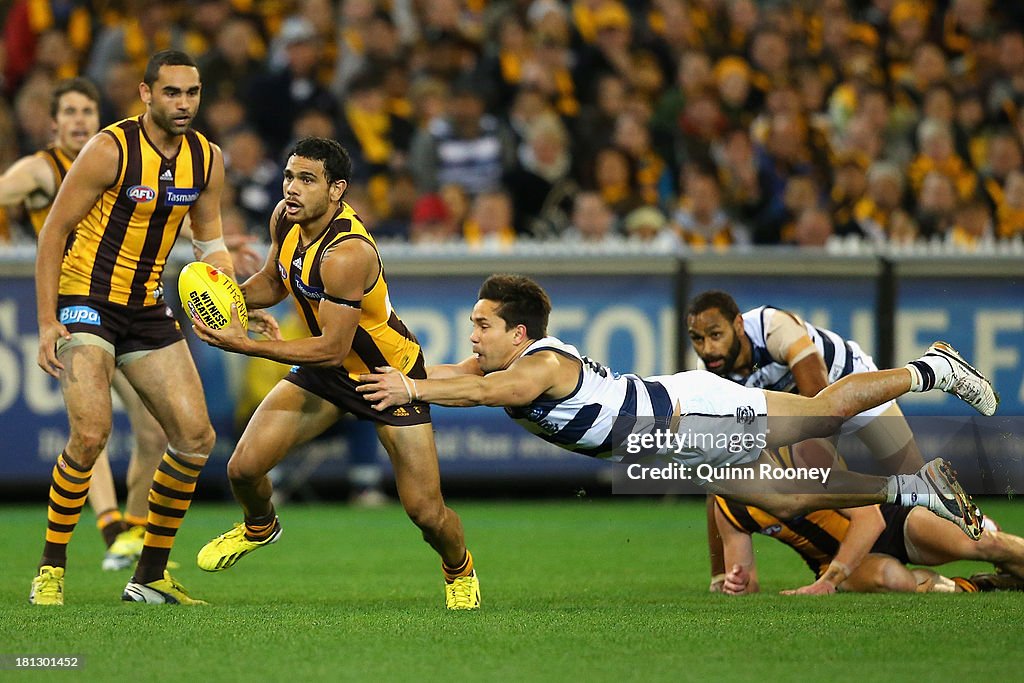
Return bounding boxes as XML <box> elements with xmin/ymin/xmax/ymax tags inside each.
<box><xmin>276</xmin><ymin>201</ymin><xmax>422</xmax><ymax>380</ymax></box>
<box><xmin>28</xmin><ymin>145</ymin><xmax>74</xmax><ymax>235</ymax></box>
<box><xmin>715</xmin><ymin>495</ymin><xmax>848</xmax><ymax>578</ymax></box>
<box><xmin>59</xmin><ymin>116</ymin><xmax>213</xmax><ymax>306</ymax></box>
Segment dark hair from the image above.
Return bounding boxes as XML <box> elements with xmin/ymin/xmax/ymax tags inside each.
<box><xmin>687</xmin><ymin>290</ymin><xmax>740</xmax><ymax>321</ymax></box>
<box><xmin>288</xmin><ymin>137</ymin><xmax>353</xmax><ymax>184</ymax></box>
<box><xmin>144</xmin><ymin>49</ymin><xmax>199</xmax><ymax>86</ymax></box>
<box><xmin>51</xmin><ymin>78</ymin><xmax>101</xmax><ymax>118</ymax></box>
<box><xmin>478</xmin><ymin>274</ymin><xmax>551</xmax><ymax>339</ymax></box>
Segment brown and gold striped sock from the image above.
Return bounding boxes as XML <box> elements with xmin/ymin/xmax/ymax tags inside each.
<box><xmin>442</xmin><ymin>549</ymin><xmax>474</xmax><ymax>584</ymax></box>
<box><xmin>244</xmin><ymin>509</ymin><xmax>279</xmax><ymax>542</ymax></box>
<box><xmin>40</xmin><ymin>452</ymin><xmax>94</xmax><ymax>569</ymax></box>
<box><xmin>124</xmin><ymin>514</ymin><xmax>147</xmax><ymax>529</ymax></box>
<box><xmin>96</xmin><ymin>509</ymin><xmax>129</xmax><ymax>547</ymax></box>
<box><xmin>952</xmin><ymin>576</ymin><xmax>979</xmax><ymax>593</ymax></box>
<box><xmin>132</xmin><ymin>450</ymin><xmax>203</xmax><ymax>584</ymax></box>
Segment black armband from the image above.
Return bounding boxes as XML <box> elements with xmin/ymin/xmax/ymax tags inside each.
<box><xmin>323</xmin><ymin>294</ymin><xmax>362</xmax><ymax>309</ymax></box>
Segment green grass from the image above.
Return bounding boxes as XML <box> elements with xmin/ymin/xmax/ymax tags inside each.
<box><xmin>2</xmin><ymin>498</ymin><xmax>1023</xmax><ymax>682</ymax></box>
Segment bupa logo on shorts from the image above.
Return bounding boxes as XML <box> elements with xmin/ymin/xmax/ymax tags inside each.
<box><xmin>127</xmin><ymin>185</ymin><xmax>157</xmax><ymax>202</ymax></box>
<box><xmin>165</xmin><ymin>187</ymin><xmax>200</xmax><ymax>206</ymax></box>
<box><xmin>59</xmin><ymin>305</ymin><xmax>102</xmax><ymax>326</ymax></box>
<box><xmin>735</xmin><ymin>405</ymin><xmax>755</xmax><ymax>425</ymax></box>
<box><xmin>760</xmin><ymin>524</ymin><xmax>782</xmax><ymax>536</ymax></box>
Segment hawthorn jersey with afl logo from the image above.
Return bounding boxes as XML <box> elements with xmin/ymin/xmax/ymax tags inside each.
<box><xmin>275</xmin><ymin>201</ymin><xmax>424</xmax><ymax>382</ymax></box>
<box><xmin>59</xmin><ymin>116</ymin><xmax>213</xmax><ymax>306</ymax></box>
<box><xmin>27</xmin><ymin>145</ymin><xmax>74</xmax><ymax>234</ymax></box>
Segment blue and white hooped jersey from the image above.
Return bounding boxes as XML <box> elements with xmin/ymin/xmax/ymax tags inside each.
<box><xmin>732</xmin><ymin>306</ymin><xmax>868</xmax><ymax>393</ymax></box>
<box><xmin>504</xmin><ymin>337</ymin><xmax>677</xmax><ymax>459</ymax></box>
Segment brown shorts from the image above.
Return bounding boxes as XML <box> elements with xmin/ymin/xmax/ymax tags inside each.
<box><xmin>284</xmin><ymin>358</ymin><xmax>432</xmax><ymax>427</ymax></box>
<box><xmin>56</xmin><ymin>295</ymin><xmax>183</xmax><ymax>361</ymax></box>
<box><xmin>869</xmin><ymin>503</ymin><xmax>912</xmax><ymax>565</ymax></box>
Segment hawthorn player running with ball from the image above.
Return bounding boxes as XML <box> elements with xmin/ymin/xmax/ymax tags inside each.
<box><xmin>190</xmin><ymin>137</ymin><xmax>480</xmax><ymax>610</ymax></box>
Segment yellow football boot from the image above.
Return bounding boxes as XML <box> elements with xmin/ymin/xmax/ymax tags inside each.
<box><xmin>29</xmin><ymin>566</ymin><xmax>65</xmax><ymax>606</ymax></box>
<box><xmin>197</xmin><ymin>521</ymin><xmax>282</xmax><ymax>572</ymax></box>
<box><xmin>445</xmin><ymin>571</ymin><xmax>481</xmax><ymax>610</ymax></box>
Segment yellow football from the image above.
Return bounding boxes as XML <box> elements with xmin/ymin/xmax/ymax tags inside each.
<box><xmin>177</xmin><ymin>261</ymin><xmax>248</xmax><ymax>330</ymax></box>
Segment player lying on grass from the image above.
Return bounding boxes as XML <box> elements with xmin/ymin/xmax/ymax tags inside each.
<box><xmin>713</xmin><ymin>462</ymin><xmax>1024</xmax><ymax>595</ymax></box>
<box><xmin>359</xmin><ymin>274</ymin><xmax>1000</xmax><ymax>540</ymax></box>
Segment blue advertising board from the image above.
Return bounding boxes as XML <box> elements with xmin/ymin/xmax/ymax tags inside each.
<box><xmin>895</xmin><ymin>277</ymin><xmax>1024</xmax><ymax>416</ymax></box>
<box><xmin>3</xmin><ymin>255</ymin><xmax>1018</xmax><ymax>487</ymax></box>
<box><xmin>0</xmin><ymin>270</ymin><xmax>678</xmax><ymax>485</ymax></box>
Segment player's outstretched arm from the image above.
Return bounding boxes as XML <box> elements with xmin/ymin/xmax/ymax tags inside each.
<box><xmin>0</xmin><ymin>154</ymin><xmax>53</xmax><ymax>206</ymax></box>
<box><xmin>359</xmin><ymin>352</ymin><xmax>560</xmax><ymax>409</ymax></box>
<box><xmin>715</xmin><ymin>502</ymin><xmax>759</xmax><ymax>595</ymax></box>
<box><xmin>188</xmin><ymin>143</ymin><xmax>235</xmax><ymax>280</ymax></box>
<box><xmin>426</xmin><ymin>356</ymin><xmax>484</xmax><ymax>380</ymax></box>
<box><xmin>35</xmin><ymin>133</ymin><xmax>118</xmax><ymax>377</ymax></box>
<box><xmin>706</xmin><ymin>494</ymin><xmax>727</xmax><ymax>591</ymax></box>
<box><xmin>780</xmin><ymin>505</ymin><xmax>885</xmax><ymax>595</ymax></box>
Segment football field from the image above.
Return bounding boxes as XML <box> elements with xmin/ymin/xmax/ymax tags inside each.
<box><xmin>2</xmin><ymin>498</ymin><xmax>1022</xmax><ymax>682</ymax></box>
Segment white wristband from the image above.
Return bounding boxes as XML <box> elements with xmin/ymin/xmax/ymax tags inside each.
<box><xmin>398</xmin><ymin>374</ymin><xmax>418</xmax><ymax>403</ymax></box>
<box><xmin>192</xmin><ymin>236</ymin><xmax>227</xmax><ymax>259</ymax></box>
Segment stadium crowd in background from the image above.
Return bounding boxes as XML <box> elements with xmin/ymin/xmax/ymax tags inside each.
<box><xmin>2</xmin><ymin>0</ymin><xmax>1024</xmax><ymax>250</ymax></box>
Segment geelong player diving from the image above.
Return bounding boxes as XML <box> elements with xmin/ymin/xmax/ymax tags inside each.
<box><xmin>189</xmin><ymin>137</ymin><xmax>480</xmax><ymax>610</ymax></box>
<box><xmin>359</xmin><ymin>274</ymin><xmax>999</xmax><ymax>541</ymax></box>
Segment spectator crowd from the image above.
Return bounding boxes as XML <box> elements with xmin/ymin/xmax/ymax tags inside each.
<box><xmin>2</xmin><ymin>0</ymin><xmax>1024</xmax><ymax>251</ymax></box>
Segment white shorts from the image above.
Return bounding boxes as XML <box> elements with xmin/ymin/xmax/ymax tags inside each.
<box><xmin>642</xmin><ymin>370</ymin><xmax>769</xmax><ymax>468</ymax></box>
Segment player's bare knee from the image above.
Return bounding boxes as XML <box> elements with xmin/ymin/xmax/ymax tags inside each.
<box><xmin>877</xmin><ymin>563</ymin><xmax>917</xmax><ymax>592</ymax></box>
<box><xmin>174</xmin><ymin>424</ymin><xmax>216</xmax><ymax>456</ymax></box>
<box><xmin>404</xmin><ymin>498</ymin><xmax>445</xmax><ymax>533</ymax></box>
<box><xmin>68</xmin><ymin>426</ymin><xmax>111</xmax><ymax>462</ymax></box>
<box><xmin>226</xmin><ymin>451</ymin><xmax>265</xmax><ymax>484</ymax></box>
<box><xmin>970</xmin><ymin>531</ymin><xmax>1003</xmax><ymax>561</ymax></box>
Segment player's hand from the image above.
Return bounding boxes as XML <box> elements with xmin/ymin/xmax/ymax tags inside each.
<box><xmin>37</xmin><ymin>319</ymin><xmax>72</xmax><ymax>377</ymax></box>
<box><xmin>225</xmin><ymin>234</ymin><xmax>263</xmax><ymax>280</ymax></box>
<box><xmin>723</xmin><ymin>564</ymin><xmax>751</xmax><ymax>595</ymax></box>
<box><xmin>190</xmin><ymin>303</ymin><xmax>250</xmax><ymax>353</ymax></box>
<box><xmin>780</xmin><ymin>578</ymin><xmax>837</xmax><ymax>596</ymax></box>
<box><xmin>247</xmin><ymin>309</ymin><xmax>282</xmax><ymax>340</ymax></box>
<box><xmin>357</xmin><ymin>366</ymin><xmax>412</xmax><ymax>410</ymax></box>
